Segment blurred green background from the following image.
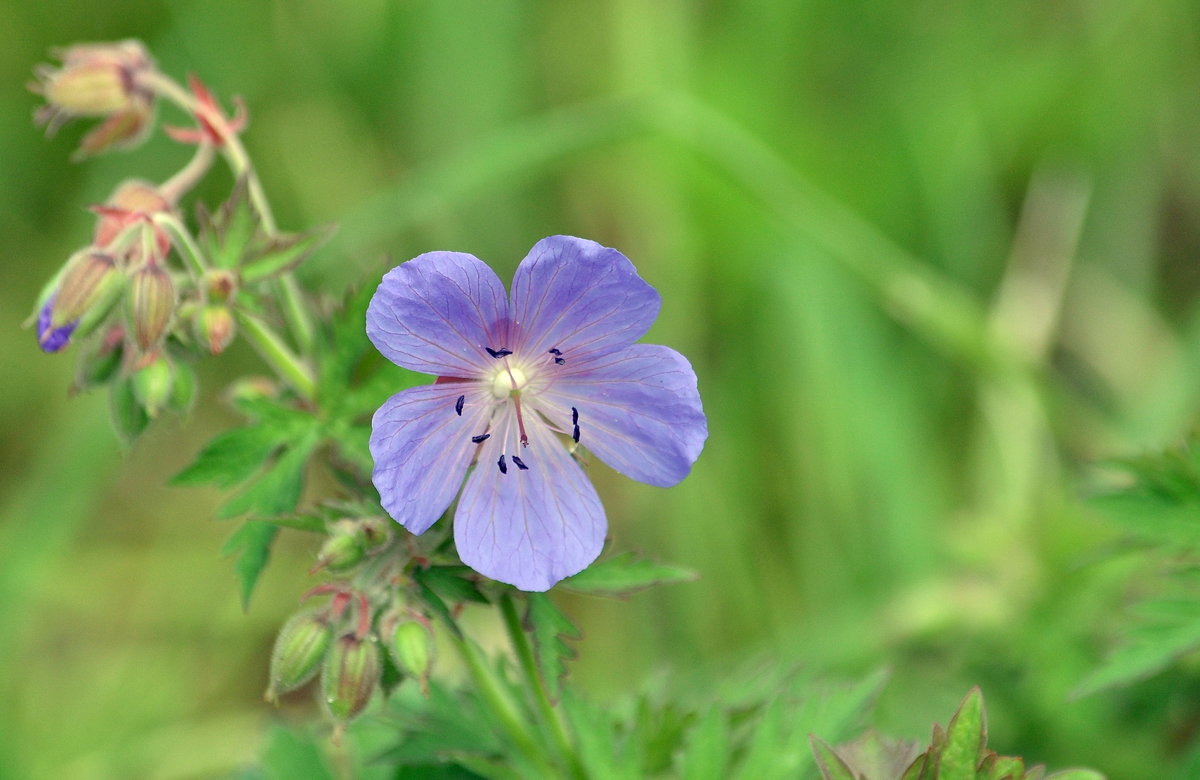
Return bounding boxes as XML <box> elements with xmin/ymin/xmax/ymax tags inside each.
<box><xmin>4</xmin><ymin>0</ymin><xmax>1200</xmax><ymax>777</ymax></box>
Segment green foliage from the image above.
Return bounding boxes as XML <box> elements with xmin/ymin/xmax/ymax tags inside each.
<box><xmin>523</xmin><ymin>592</ymin><xmax>580</xmax><ymax>702</ymax></box>
<box><xmin>562</xmin><ymin>552</ymin><xmax>698</xmax><ymax>596</ymax></box>
<box><xmin>813</xmin><ymin>688</ymin><xmax>1105</xmax><ymax>780</ymax></box>
<box><xmin>221</xmin><ymin>521</ymin><xmax>279</xmax><ymax>610</ymax></box>
<box><xmin>1079</xmin><ymin>439</ymin><xmax>1200</xmax><ymax>696</ymax></box>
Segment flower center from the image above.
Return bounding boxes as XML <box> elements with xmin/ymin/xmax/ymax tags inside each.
<box><xmin>490</xmin><ymin>365</ymin><xmax>527</xmax><ymax>399</ymax></box>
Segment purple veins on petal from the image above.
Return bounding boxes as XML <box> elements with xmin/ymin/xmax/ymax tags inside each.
<box><xmin>455</xmin><ymin>395</ymin><xmax>465</xmax><ymax>416</ymax></box>
<box><xmin>497</xmin><ymin>454</ymin><xmax>508</xmax><ymax>474</ymax></box>
<box><xmin>511</xmin><ymin>455</ymin><xmax>528</xmax><ymax>471</ymax></box>
<box><xmin>471</xmin><ymin>433</ymin><xmax>491</xmax><ymax>444</ymax></box>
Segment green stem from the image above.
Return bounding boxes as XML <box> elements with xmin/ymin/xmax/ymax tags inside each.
<box><xmin>152</xmin><ymin>214</ymin><xmax>208</xmax><ymax>278</ymax></box>
<box><xmin>234</xmin><ymin>310</ymin><xmax>316</xmax><ymax>400</ymax></box>
<box><xmin>139</xmin><ymin>70</ymin><xmax>317</xmax><ymax>355</ymax></box>
<box><xmin>499</xmin><ymin>594</ymin><xmax>585</xmax><ymax>780</ymax></box>
<box><xmin>442</xmin><ymin>626</ymin><xmax>556</xmax><ymax>776</ymax></box>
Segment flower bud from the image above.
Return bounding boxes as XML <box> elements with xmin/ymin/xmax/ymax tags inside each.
<box><xmin>127</xmin><ymin>262</ymin><xmax>175</xmax><ymax>351</ymax></box>
<box><xmin>195</xmin><ymin>304</ymin><xmax>236</xmax><ymax>355</ymax></box>
<box><xmin>389</xmin><ymin>618</ymin><xmax>435</xmax><ymax>695</ymax></box>
<box><xmin>322</xmin><ymin>633</ymin><xmax>381</xmax><ymax>723</ymax></box>
<box><xmin>130</xmin><ymin>355</ymin><xmax>173</xmax><ymax>418</ymax></box>
<box><xmin>267</xmin><ymin>610</ymin><xmax>333</xmax><ymax>703</ymax></box>
<box><xmin>94</xmin><ymin>179</ymin><xmax>172</xmax><ymax>254</ymax></box>
<box><xmin>72</xmin><ymin>325</ymin><xmax>125</xmax><ymax>392</ymax></box>
<box><xmin>51</xmin><ymin>250</ymin><xmax>123</xmax><ymax>328</ymax></box>
<box><xmin>360</xmin><ymin>516</ymin><xmax>391</xmax><ymax>551</ymax></box>
<box><xmin>31</xmin><ymin>41</ymin><xmax>156</xmax><ymax>156</ymax></box>
<box><xmin>314</xmin><ymin>521</ymin><xmax>367</xmax><ymax>573</ymax></box>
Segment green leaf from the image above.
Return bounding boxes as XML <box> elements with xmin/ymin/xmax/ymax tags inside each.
<box><xmin>415</xmin><ymin>579</ymin><xmax>461</xmax><ymax>637</ymax></box>
<box><xmin>1044</xmin><ymin>770</ymin><xmax>1106</xmax><ymax>780</ymax></box>
<box><xmin>940</xmin><ymin>687</ymin><xmax>985</xmax><ymax>780</ymax></box>
<box><xmin>523</xmin><ymin>593</ymin><xmax>580</xmax><ymax>702</ymax></box>
<box><xmin>240</xmin><ymin>224</ymin><xmax>335</xmax><ymax>284</ymax></box>
<box><xmin>259</xmin><ymin>725</ymin><xmax>335</xmax><ymax>780</ymax></box>
<box><xmin>417</xmin><ymin>566</ymin><xmax>489</xmax><ymax>605</ymax></box>
<box><xmin>197</xmin><ymin>178</ymin><xmax>260</xmax><ymax>270</ymax></box>
<box><xmin>171</xmin><ymin>424</ymin><xmax>291</xmax><ymax>488</ymax></box>
<box><xmin>217</xmin><ymin>428</ymin><xmax>321</xmax><ymax>519</ymax></box>
<box><xmin>561</xmin><ymin>552</ymin><xmax>698</xmax><ymax>596</ymax></box>
<box><xmin>679</xmin><ymin>707</ymin><xmax>730</xmax><ymax>780</ymax></box>
<box><xmin>808</xmin><ymin>737</ymin><xmax>856</xmax><ymax>780</ymax></box>
<box><xmin>560</xmin><ymin>688</ymin><xmax>635</xmax><ymax>780</ymax></box>
<box><xmin>221</xmin><ymin>520</ymin><xmax>278</xmax><ymax>609</ymax></box>
<box><xmin>1073</xmin><ymin>591</ymin><xmax>1200</xmax><ymax>697</ymax></box>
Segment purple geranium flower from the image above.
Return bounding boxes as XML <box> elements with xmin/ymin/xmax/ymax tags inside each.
<box><xmin>366</xmin><ymin>235</ymin><xmax>707</xmax><ymax>591</ymax></box>
<box><xmin>36</xmin><ymin>294</ymin><xmax>77</xmax><ymax>353</ymax></box>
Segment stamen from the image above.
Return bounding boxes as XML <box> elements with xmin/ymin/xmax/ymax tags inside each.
<box><xmin>471</xmin><ymin>433</ymin><xmax>491</xmax><ymax>444</ymax></box>
<box><xmin>548</xmin><ymin>348</ymin><xmax>562</xmax><ymax>356</ymax></box>
<box><xmin>497</xmin><ymin>454</ymin><xmax>508</xmax><ymax>474</ymax></box>
<box><xmin>511</xmin><ymin>456</ymin><xmax>528</xmax><ymax>471</ymax></box>
<box><xmin>571</xmin><ymin>406</ymin><xmax>578</xmax><ymax>425</ymax></box>
<box><xmin>485</xmin><ymin>347</ymin><xmax>513</xmax><ymax>358</ymax></box>
<box><xmin>512</xmin><ymin>393</ymin><xmax>530</xmax><ymax>447</ymax></box>
<box><xmin>455</xmin><ymin>395</ymin><xmax>465</xmax><ymax>416</ymax></box>
<box><xmin>554</xmin><ymin>357</ymin><xmax>565</xmax><ymax>365</ymax></box>
<box><xmin>572</xmin><ymin>424</ymin><xmax>580</xmax><ymax>443</ymax></box>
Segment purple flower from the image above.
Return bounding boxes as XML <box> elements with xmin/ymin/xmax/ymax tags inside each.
<box><xmin>36</xmin><ymin>295</ymin><xmax>77</xmax><ymax>353</ymax></box>
<box><xmin>366</xmin><ymin>235</ymin><xmax>707</xmax><ymax>591</ymax></box>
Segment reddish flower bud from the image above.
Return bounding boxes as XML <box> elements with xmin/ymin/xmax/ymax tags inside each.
<box><xmin>267</xmin><ymin>610</ymin><xmax>333</xmax><ymax>703</ymax></box>
<box><xmin>322</xmin><ymin>633</ymin><xmax>381</xmax><ymax>723</ymax></box>
<box><xmin>50</xmin><ymin>250</ymin><xmax>123</xmax><ymax>328</ymax></box>
<box><xmin>31</xmin><ymin>40</ymin><xmax>156</xmax><ymax>157</ymax></box>
<box><xmin>195</xmin><ymin>304</ymin><xmax>236</xmax><ymax>355</ymax></box>
<box><xmin>127</xmin><ymin>262</ymin><xmax>175</xmax><ymax>351</ymax></box>
<box><xmin>93</xmin><ymin>179</ymin><xmax>172</xmax><ymax>254</ymax></box>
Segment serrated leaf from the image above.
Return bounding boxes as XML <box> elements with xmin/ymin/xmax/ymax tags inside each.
<box><xmin>523</xmin><ymin>593</ymin><xmax>580</xmax><ymax>702</ymax></box>
<box><xmin>809</xmin><ymin>736</ymin><xmax>857</xmax><ymax>780</ymax></box>
<box><xmin>241</xmin><ymin>224</ymin><xmax>335</xmax><ymax>284</ymax></box>
<box><xmin>209</xmin><ymin>178</ymin><xmax>260</xmax><ymax>270</ymax></box>
<box><xmin>678</xmin><ymin>707</ymin><xmax>730</xmax><ymax>780</ymax></box>
<box><xmin>217</xmin><ymin>427</ymin><xmax>321</xmax><ymax>519</ymax></box>
<box><xmin>562</xmin><ymin>552</ymin><xmax>698</xmax><ymax>596</ymax></box>
<box><xmin>221</xmin><ymin>520</ymin><xmax>278</xmax><ymax>609</ymax></box>
<box><xmin>1073</xmin><ymin>592</ymin><xmax>1200</xmax><ymax>697</ymax></box>
<box><xmin>172</xmin><ymin>424</ymin><xmax>291</xmax><ymax>488</ymax></box>
<box><xmin>940</xmin><ymin>688</ymin><xmax>986</xmax><ymax>780</ymax></box>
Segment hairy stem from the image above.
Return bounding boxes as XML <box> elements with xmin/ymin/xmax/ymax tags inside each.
<box><xmin>234</xmin><ymin>310</ymin><xmax>316</xmax><ymax>400</ymax></box>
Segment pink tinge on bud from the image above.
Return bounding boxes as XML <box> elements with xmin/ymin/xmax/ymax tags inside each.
<box><xmin>127</xmin><ymin>262</ymin><xmax>176</xmax><ymax>351</ymax></box>
<box><xmin>93</xmin><ymin>179</ymin><xmax>172</xmax><ymax>255</ymax></box>
<box><xmin>31</xmin><ymin>40</ymin><xmax>156</xmax><ymax>156</ymax></box>
<box><xmin>196</xmin><ymin>304</ymin><xmax>236</xmax><ymax>355</ymax></box>
<box><xmin>51</xmin><ymin>250</ymin><xmax>121</xmax><ymax>327</ymax></box>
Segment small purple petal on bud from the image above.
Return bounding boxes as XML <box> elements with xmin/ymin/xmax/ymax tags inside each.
<box><xmin>267</xmin><ymin>610</ymin><xmax>333</xmax><ymax>703</ymax></box>
<box><xmin>322</xmin><ymin>633</ymin><xmax>381</xmax><ymax>723</ymax></box>
<box><xmin>36</xmin><ymin>296</ymin><xmax>77</xmax><ymax>353</ymax></box>
<box><xmin>127</xmin><ymin>262</ymin><xmax>176</xmax><ymax>351</ymax></box>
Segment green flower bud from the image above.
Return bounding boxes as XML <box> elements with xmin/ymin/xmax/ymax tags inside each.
<box><xmin>195</xmin><ymin>304</ymin><xmax>236</xmax><ymax>355</ymax></box>
<box><xmin>389</xmin><ymin>618</ymin><xmax>435</xmax><ymax>695</ymax></box>
<box><xmin>322</xmin><ymin>633</ymin><xmax>381</xmax><ymax>723</ymax></box>
<box><xmin>360</xmin><ymin>516</ymin><xmax>391</xmax><ymax>551</ymax></box>
<box><xmin>267</xmin><ymin>610</ymin><xmax>333</xmax><ymax>703</ymax></box>
<box><xmin>130</xmin><ymin>355</ymin><xmax>173</xmax><ymax>418</ymax></box>
<box><xmin>127</xmin><ymin>262</ymin><xmax>175</xmax><ymax>351</ymax></box>
<box><xmin>51</xmin><ymin>250</ymin><xmax>123</xmax><ymax>328</ymax></box>
<box><xmin>315</xmin><ymin>521</ymin><xmax>367</xmax><ymax>573</ymax></box>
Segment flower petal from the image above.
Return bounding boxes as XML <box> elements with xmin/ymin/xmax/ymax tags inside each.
<box><xmin>454</xmin><ymin>418</ymin><xmax>605</xmax><ymax>591</ymax></box>
<box><xmin>367</xmin><ymin>252</ymin><xmax>510</xmax><ymax>377</ymax></box>
<box><xmin>509</xmin><ymin>236</ymin><xmax>661</xmax><ymax>363</ymax></box>
<box><xmin>540</xmin><ymin>344</ymin><xmax>707</xmax><ymax>487</ymax></box>
<box><xmin>371</xmin><ymin>382</ymin><xmax>494</xmax><ymax>534</ymax></box>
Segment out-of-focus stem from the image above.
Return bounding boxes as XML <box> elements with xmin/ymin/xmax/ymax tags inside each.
<box><xmin>235</xmin><ymin>310</ymin><xmax>316</xmax><ymax>400</ymax></box>
<box><xmin>499</xmin><ymin>594</ymin><xmax>585</xmax><ymax>780</ymax></box>
<box><xmin>138</xmin><ymin>70</ymin><xmax>316</xmax><ymax>355</ymax></box>
<box><xmin>158</xmin><ymin>142</ymin><xmax>215</xmax><ymax>205</ymax></box>
<box><xmin>152</xmin><ymin>213</ymin><xmax>207</xmax><ymax>278</ymax></box>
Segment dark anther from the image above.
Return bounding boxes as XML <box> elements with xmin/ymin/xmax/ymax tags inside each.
<box><xmin>571</xmin><ymin>406</ymin><xmax>578</xmax><ymax>425</ymax></box>
<box><xmin>497</xmin><ymin>454</ymin><xmax>508</xmax><ymax>474</ymax></box>
<box><xmin>554</xmin><ymin>357</ymin><xmax>566</xmax><ymax>365</ymax></box>
<box><xmin>572</xmin><ymin>424</ymin><xmax>580</xmax><ymax>443</ymax></box>
<box><xmin>471</xmin><ymin>433</ymin><xmax>491</xmax><ymax>444</ymax></box>
<box><xmin>455</xmin><ymin>395</ymin><xmax>465</xmax><ymax>416</ymax></box>
<box><xmin>512</xmin><ymin>456</ymin><xmax>528</xmax><ymax>471</ymax></box>
<box><xmin>485</xmin><ymin>347</ymin><xmax>513</xmax><ymax>358</ymax></box>
<box><xmin>548</xmin><ymin>348</ymin><xmax>562</xmax><ymax>356</ymax></box>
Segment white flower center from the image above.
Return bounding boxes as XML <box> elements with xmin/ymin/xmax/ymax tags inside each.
<box><xmin>490</xmin><ymin>365</ymin><xmax>528</xmax><ymax>399</ymax></box>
